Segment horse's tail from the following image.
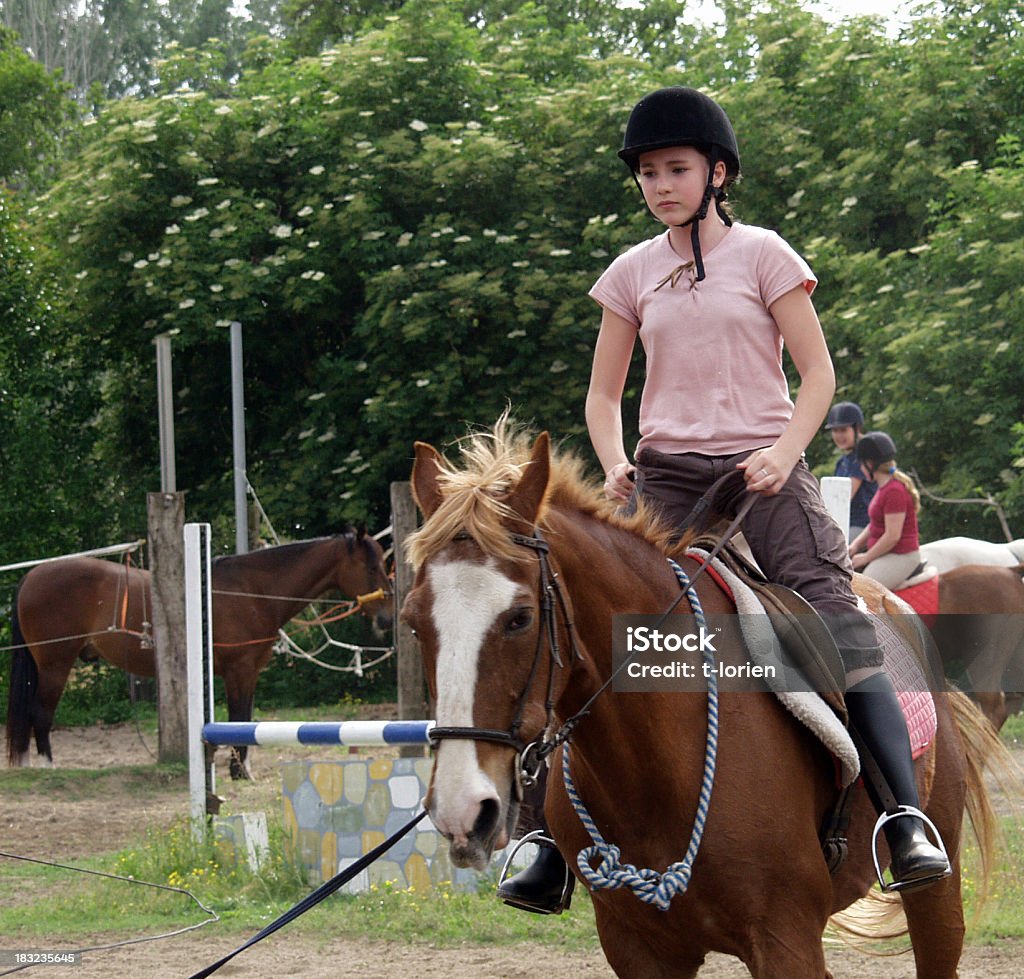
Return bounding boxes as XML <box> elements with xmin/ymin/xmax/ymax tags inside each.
<box><xmin>5</xmin><ymin>582</ymin><xmax>39</xmax><ymax>766</ymax></box>
<box><xmin>948</xmin><ymin>687</ymin><xmax>1018</xmax><ymax>915</ymax></box>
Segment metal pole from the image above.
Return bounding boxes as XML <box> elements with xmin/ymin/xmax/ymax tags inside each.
<box><xmin>230</xmin><ymin>321</ymin><xmax>249</xmax><ymax>555</ymax></box>
<box><xmin>155</xmin><ymin>334</ymin><xmax>176</xmax><ymax>493</ymax></box>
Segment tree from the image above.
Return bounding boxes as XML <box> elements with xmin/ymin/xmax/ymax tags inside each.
<box><xmin>0</xmin><ymin>24</ymin><xmax>76</xmax><ymax>189</ymax></box>
<box><xmin>21</xmin><ymin>0</ymin><xmax>1024</xmax><ymax>548</ymax></box>
<box><xmin>0</xmin><ymin>190</ymin><xmax>108</xmax><ymax>563</ymax></box>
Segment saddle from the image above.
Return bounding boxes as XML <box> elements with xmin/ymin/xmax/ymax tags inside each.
<box><xmin>689</xmin><ymin>534</ymin><xmax>848</xmax><ymax>725</ymax></box>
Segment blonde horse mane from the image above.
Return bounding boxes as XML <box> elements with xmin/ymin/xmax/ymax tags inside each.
<box><xmin>406</xmin><ymin>413</ymin><xmax>674</xmax><ymax>570</ymax></box>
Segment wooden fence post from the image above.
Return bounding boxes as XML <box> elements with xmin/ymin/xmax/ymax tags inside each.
<box><xmin>391</xmin><ymin>481</ymin><xmax>428</xmax><ymax>757</ymax></box>
<box><xmin>147</xmin><ymin>491</ymin><xmax>188</xmax><ymax>763</ymax></box>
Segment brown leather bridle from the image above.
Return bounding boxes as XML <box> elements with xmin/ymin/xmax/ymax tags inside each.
<box><xmin>426</xmin><ymin>530</ymin><xmax>583</xmax><ymax>797</ymax></box>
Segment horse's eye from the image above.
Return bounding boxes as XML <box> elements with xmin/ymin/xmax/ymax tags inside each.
<box><xmin>506</xmin><ymin>608</ymin><xmax>533</xmax><ymax>633</ymax></box>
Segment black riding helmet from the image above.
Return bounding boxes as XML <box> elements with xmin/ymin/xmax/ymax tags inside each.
<box><xmin>856</xmin><ymin>431</ymin><xmax>898</xmax><ymax>467</ymax></box>
<box><xmin>619</xmin><ymin>87</ymin><xmax>741</xmax><ymax>282</ymax></box>
<box><xmin>825</xmin><ymin>401</ymin><xmax>865</xmax><ymax>430</ymax></box>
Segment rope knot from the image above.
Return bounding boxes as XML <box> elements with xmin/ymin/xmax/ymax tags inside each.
<box><xmin>576</xmin><ymin>844</ymin><xmax>693</xmax><ymax>912</ymax></box>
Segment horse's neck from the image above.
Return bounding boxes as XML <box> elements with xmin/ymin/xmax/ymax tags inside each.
<box><xmin>221</xmin><ymin>538</ymin><xmax>341</xmax><ymax>622</ymax></box>
<box><xmin>274</xmin><ymin>538</ymin><xmax>342</xmax><ymax>601</ymax></box>
<box><xmin>549</xmin><ymin>509</ymin><xmax>679</xmax><ymax>637</ymax></box>
<box><xmin>546</xmin><ymin>509</ymin><xmax>682</xmax><ymax>711</ymax></box>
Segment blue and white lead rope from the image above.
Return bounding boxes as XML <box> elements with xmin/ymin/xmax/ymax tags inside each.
<box><xmin>561</xmin><ymin>558</ymin><xmax>719</xmax><ymax>912</ymax></box>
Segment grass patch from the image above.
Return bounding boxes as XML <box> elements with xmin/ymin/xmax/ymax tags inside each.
<box><xmin>1001</xmin><ymin>711</ymin><xmax>1024</xmax><ymax>746</ymax></box>
<box><xmin>0</xmin><ymin>808</ymin><xmax>599</xmax><ymax>951</ymax></box>
<box><xmin>959</xmin><ymin>814</ymin><xmax>1024</xmax><ymax>940</ymax></box>
<box><xmin>0</xmin><ymin>714</ymin><xmax>1019</xmax><ymax>953</ymax></box>
<box><xmin>318</xmin><ymin>880</ymin><xmax>601</xmax><ymax>950</ymax></box>
<box><xmin>0</xmin><ymin>763</ymin><xmax>185</xmax><ymax>799</ymax></box>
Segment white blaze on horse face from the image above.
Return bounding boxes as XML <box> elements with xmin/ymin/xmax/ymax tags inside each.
<box><xmin>427</xmin><ymin>557</ymin><xmax>519</xmax><ymax>843</ymax></box>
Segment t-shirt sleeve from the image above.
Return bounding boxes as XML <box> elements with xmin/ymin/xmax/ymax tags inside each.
<box><xmin>758</xmin><ymin>231</ymin><xmax>817</xmax><ymax>307</ymax></box>
<box><xmin>589</xmin><ymin>253</ymin><xmax>641</xmax><ymax>327</ymax></box>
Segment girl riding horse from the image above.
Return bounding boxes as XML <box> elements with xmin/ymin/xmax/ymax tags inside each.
<box><xmin>500</xmin><ymin>86</ymin><xmax>949</xmax><ymax>913</ymax></box>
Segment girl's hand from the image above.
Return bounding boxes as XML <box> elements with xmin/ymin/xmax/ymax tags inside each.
<box><xmin>737</xmin><ymin>449</ymin><xmax>795</xmax><ymax>497</ymax></box>
<box><xmin>851</xmin><ymin>552</ymin><xmax>870</xmax><ymax>571</ymax></box>
<box><xmin>603</xmin><ymin>462</ymin><xmax>635</xmax><ymax>502</ymax></box>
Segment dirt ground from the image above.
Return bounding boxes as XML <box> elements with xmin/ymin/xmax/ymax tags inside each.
<box><xmin>1</xmin><ymin>718</ymin><xmax>1022</xmax><ymax>978</ymax></box>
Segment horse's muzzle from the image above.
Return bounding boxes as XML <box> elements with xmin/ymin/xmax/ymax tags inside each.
<box><xmin>442</xmin><ymin>796</ymin><xmax>520</xmax><ymax>870</ymax></box>
<box><xmin>371</xmin><ymin>609</ymin><xmax>393</xmax><ymax>636</ymax></box>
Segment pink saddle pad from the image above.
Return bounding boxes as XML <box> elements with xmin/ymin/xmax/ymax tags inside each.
<box><xmin>875</xmin><ymin>612</ymin><xmax>938</xmax><ymax>759</ymax></box>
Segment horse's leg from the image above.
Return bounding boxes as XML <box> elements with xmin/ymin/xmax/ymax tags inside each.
<box><xmin>222</xmin><ymin>660</ymin><xmax>259</xmax><ymax>781</ymax></box>
<box><xmin>901</xmin><ymin>869</ymin><xmax>965</xmax><ymax>978</ymax></box>
<box><xmin>591</xmin><ymin>902</ymin><xmax>706</xmax><ymax>978</ymax></box>
<box><xmin>10</xmin><ymin>650</ymin><xmax>76</xmax><ymax>768</ymax></box>
<box><xmin>743</xmin><ymin>921</ymin><xmax>830</xmax><ymax>979</ymax></box>
<box><xmin>898</xmin><ymin>699</ymin><xmax>967</xmax><ymax>978</ymax></box>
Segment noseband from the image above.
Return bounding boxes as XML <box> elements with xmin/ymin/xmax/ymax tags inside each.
<box><xmin>427</xmin><ymin>529</ymin><xmax>582</xmax><ymax>797</ymax></box>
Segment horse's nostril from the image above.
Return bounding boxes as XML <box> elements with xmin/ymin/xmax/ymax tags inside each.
<box><xmin>472</xmin><ymin>797</ymin><xmax>501</xmax><ymax>842</ymax></box>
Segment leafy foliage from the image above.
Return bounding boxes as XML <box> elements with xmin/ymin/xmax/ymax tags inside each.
<box><xmin>4</xmin><ymin>0</ymin><xmax>1024</xmax><ymax>559</ymax></box>
<box><xmin>0</xmin><ymin>24</ymin><xmax>77</xmax><ymax>189</ymax></box>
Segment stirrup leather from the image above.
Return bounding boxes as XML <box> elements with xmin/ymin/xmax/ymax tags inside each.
<box><xmin>498</xmin><ymin>830</ymin><xmax>574</xmax><ymax>915</ymax></box>
<box><xmin>871</xmin><ymin>805</ymin><xmax>952</xmax><ymax>893</ymax></box>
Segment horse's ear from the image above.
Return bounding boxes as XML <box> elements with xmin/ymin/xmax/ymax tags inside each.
<box><xmin>506</xmin><ymin>431</ymin><xmax>551</xmax><ymax>531</ymax></box>
<box><xmin>411</xmin><ymin>441</ymin><xmax>445</xmax><ymax>518</ymax></box>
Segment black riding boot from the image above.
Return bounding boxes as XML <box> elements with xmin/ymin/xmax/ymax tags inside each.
<box><xmin>496</xmin><ymin>766</ymin><xmax>575</xmax><ymax>915</ymax></box>
<box><xmin>845</xmin><ymin>672</ymin><xmax>951</xmax><ymax>891</ymax></box>
<box><xmin>497</xmin><ymin>838</ymin><xmax>575</xmax><ymax>914</ymax></box>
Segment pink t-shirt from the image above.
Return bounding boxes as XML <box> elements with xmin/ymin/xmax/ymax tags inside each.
<box><xmin>589</xmin><ymin>223</ymin><xmax>816</xmax><ymax>456</ymax></box>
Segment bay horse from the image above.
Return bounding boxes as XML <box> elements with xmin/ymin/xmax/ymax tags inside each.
<box><xmin>931</xmin><ymin>563</ymin><xmax>1024</xmax><ymax>732</ymax></box>
<box><xmin>6</xmin><ymin>530</ymin><xmax>392</xmax><ymax>778</ymax></box>
<box><xmin>402</xmin><ymin>421</ymin><xmax>1007</xmax><ymax>978</ymax></box>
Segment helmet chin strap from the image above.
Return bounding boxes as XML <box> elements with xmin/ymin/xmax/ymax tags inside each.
<box><xmin>674</xmin><ymin>148</ymin><xmax>732</xmax><ymax>282</ymax></box>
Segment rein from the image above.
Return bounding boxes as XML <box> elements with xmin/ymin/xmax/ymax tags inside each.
<box><xmin>429</xmin><ymin>487</ymin><xmax>755</xmax><ymax>800</ymax></box>
<box><xmin>524</xmin><ymin>490</ymin><xmax>756</xmax><ymax>778</ymax></box>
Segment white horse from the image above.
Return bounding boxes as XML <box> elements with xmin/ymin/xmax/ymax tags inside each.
<box><xmin>920</xmin><ymin>536</ymin><xmax>1024</xmax><ymax>574</ymax></box>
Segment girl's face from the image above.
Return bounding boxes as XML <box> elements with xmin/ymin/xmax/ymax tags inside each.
<box><xmin>636</xmin><ymin>146</ymin><xmax>725</xmax><ymax>227</ymax></box>
<box><xmin>830</xmin><ymin>425</ymin><xmax>857</xmax><ymax>453</ymax></box>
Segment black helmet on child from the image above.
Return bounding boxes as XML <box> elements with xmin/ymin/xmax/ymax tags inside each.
<box><xmin>825</xmin><ymin>401</ymin><xmax>864</xmax><ymax>430</ymax></box>
<box><xmin>618</xmin><ymin>87</ymin><xmax>740</xmax><ymax>283</ymax></box>
<box><xmin>618</xmin><ymin>87</ymin><xmax>741</xmax><ymax>176</ymax></box>
<box><xmin>856</xmin><ymin>431</ymin><xmax>898</xmax><ymax>466</ymax></box>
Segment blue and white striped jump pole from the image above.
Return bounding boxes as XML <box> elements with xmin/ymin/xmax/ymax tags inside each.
<box><xmin>202</xmin><ymin>720</ymin><xmax>434</xmax><ymax>748</ymax></box>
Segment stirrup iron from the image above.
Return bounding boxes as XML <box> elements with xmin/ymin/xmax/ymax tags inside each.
<box><xmin>870</xmin><ymin>805</ymin><xmax>951</xmax><ymax>893</ymax></box>
<box><xmin>498</xmin><ymin>830</ymin><xmax>574</xmax><ymax>915</ymax></box>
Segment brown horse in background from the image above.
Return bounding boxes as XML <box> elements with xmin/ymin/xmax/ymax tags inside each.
<box><xmin>931</xmin><ymin>563</ymin><xmax>1024</xmax><ymax>731</ymax></box>
<box><xmin>6</xmin><ymin>531</ymin><xmax>392</xmax><ymax>778</ymax></box>
<box><xmin>402</xmin><ymin>419</ymin><xmax>1008</xmax><ymax>978</ymax></box>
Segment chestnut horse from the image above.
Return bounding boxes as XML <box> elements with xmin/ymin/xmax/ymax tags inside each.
<box><xmin>6</xmin><ymin>531</ymin><xmax>392</xmax><ymax>778</ymax></box>
<box><xmin>932</xmin><ymin>563</ymin><xmax>1024</xmax><ymax>731</ymax></box>
<box><xmin>403</xmin><ymin>422</ymin><xmax>1006</xmax><ymax>978</ymax></box>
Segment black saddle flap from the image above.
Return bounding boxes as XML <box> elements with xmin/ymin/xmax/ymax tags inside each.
<box><xmin>691</xmin><ymin>536</ymin><xmax>848</xmax><ymax>724</ymax></box>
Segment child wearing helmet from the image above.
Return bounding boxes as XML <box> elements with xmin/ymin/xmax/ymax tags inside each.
<box><xmin>825</xmin><ymin>400</ymin><xmax>877</xmax><ymax>540</ymax></box>
<box><xmin>498</xmin><ymin>86</ymin><xmax>949</xmax><ymax>914</ymax></box>
<box><xmin>849</xmin><ymin>431</ymin><xmax>922</xmax><ymax>588</ymax></box>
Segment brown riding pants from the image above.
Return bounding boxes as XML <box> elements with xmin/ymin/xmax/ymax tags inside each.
<box><xmin>635</xmin><ymin>447</ymin><xmax>883</xmax><ymax>669</ymax></box>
